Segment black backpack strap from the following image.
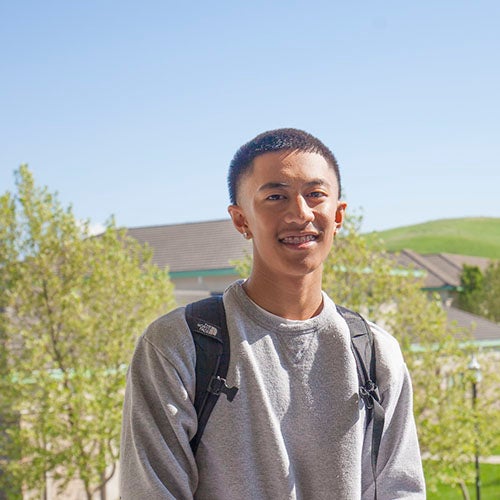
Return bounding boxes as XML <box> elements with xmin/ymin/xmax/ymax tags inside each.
<box><xmin>336</xmin><ymin>305</ymin><xmax>385</xmax><ymax>499</ymax></box>
<box><xmin>185</xmin><ymin>296</ymin><xmax>238</xmax><ymax>454</ymax></box>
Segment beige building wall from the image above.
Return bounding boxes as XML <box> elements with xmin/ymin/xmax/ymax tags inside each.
<box><xmin>172</xmin><ymin>272</ymin><xmax>242</xmax><ymax>306</ymax></box>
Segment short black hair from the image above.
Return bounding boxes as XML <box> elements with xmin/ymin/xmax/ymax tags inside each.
<box><xmin>228</xmin><ymin>128</ymin><xmax>341</xmax><ymax>205</ymax></box>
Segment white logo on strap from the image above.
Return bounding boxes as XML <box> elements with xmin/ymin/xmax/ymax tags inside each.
<box><xmin>197</xmin><ymin>322</ymin><xmax>218</xmax><ymax>337</ymax></box>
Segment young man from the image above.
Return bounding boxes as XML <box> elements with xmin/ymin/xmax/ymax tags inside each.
<box><xmin>120</xmin><ymin>129</ymin><xmax>426</xmax><ymax>499</ymax></box>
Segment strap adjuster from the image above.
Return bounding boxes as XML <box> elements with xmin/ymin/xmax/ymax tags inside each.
<box><xmin>359</xmin><ymin>380</ymin><xmax>380</xmax><ymax>410</ymax></box>
<box><xmin>208</xmin><ymin>376</ymin><xmax>239</xmax><ymax>402</ymax></box>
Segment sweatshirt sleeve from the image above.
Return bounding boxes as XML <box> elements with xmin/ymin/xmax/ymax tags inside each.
<box><xmin>119</xmin><ymin>308</ymin><xmax>198</xmax><ymax>500</ymax></box>
<box><xmin>361</xmin><ymin>323</ymin><xmax>426</xmax><ymax>500</ymax></box>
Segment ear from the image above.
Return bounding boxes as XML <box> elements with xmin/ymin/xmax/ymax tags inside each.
<box><xmin>228</xmin><ymin>204</ymin><xmax>250</xmax><ymax>238</ymax></box>
<box><xmin>334</xmin><ymin>201</ymin><xmax>347</xmax><ymax>230</ymax></box>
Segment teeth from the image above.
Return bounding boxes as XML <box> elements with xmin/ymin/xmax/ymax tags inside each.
<box><xmin>281</xmin><ymin>235</ymin><xmax>316</xmax><ymax>244</ymax></box>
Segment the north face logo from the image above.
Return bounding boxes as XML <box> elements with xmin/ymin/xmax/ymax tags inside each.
<box><xmin>197</xmin><ymin>321</ymin><xmax>218</xmax><ymax>337</ymax></box>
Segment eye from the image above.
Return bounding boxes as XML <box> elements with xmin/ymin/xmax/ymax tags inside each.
<box><xmin>307</xmin><ymin>191</ymin><xmax>327</xmax><ymax>199</ymax></box>
<box><xmin>267</xmin><ymin>194</ymin><xmax>286</xmax><ymax>201</ymax></box>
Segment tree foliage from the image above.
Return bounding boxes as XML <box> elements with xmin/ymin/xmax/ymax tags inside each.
<box><xmin>458</xmin><ymin>264</ymin><xmax>485</xmax><ymax>314</ymax></box>
<box><xmin>480</xmin><ymin>261</ymin><xmax>500</xmax><ymax>323</ymax></box>
<box><xmin>0</xmin><ymin>166</ymin><xmax>176</xmax><ymax>499</ymax></box>
<box><xmin>458</xmin><ymin>262</ymin><xmax>500</xmax><ymax>323</ymax></box>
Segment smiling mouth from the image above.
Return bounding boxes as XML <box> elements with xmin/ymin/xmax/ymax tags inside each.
<box><xmin>279</xmin><ymin>234</ymin><xmax>318</xmax><ymax>245</ymax></box>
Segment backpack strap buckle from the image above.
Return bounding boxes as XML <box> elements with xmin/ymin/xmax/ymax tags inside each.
<box><xmin>359</xmin><ymin>380</ymin><xmax>380</xmax><ymax>410</ymax></box>
<box><xmin>208</xmin><ymin>376</ymin><xmax>239</xmax><ymax>402</ymax></box>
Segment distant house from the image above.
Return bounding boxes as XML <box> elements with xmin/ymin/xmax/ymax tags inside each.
<box><xmin>397</xmin><ymin>249</ymin><xmax>491</xmax><ymax>303</ymax></box>
<box><xmin>127</xmin><ymin>219</ymin><xmax>500</xmax><ymax>349</ymax></box>
<box><xmin>127</xmin><ymin>219</ymin><xmax>252</xmax><ymax>304</ymax></box>
<box><xmin>395</xmin><ymin>250</ymin><xmax>499</xmax><ymax>349</ymax></box>
<box><xmin>444</xmin><ymin>305</ymin><xmax>500</xmax><ymax>350</ymax></box>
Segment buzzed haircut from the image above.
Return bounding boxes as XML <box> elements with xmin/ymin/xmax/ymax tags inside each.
<box><xmin>227</xmin><ymin>128</ymin><xmax>341</xmax><ymax>205</ymax></box>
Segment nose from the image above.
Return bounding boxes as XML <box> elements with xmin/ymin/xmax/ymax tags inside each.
<box><xmin>283</xmin><ymin>195</ymin><xmax>314</xmax><ymax>224</ymax></box>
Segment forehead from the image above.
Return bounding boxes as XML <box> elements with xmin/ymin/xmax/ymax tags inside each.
<box><xmin>242</xmin><ymin>150</ymin><xmax>337</xmax><ymax>187</ymax></box>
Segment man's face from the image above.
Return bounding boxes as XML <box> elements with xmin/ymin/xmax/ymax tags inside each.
<box><xmin>228</xmin><ymin>150</ymin><xmax>346</xmax><ymax>281</ymax></box>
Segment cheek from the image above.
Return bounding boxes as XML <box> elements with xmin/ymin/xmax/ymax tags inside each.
<box><xmin>249</xmin><ymin>207</ymin><xmax>276</xmax><ymax>229</ymax></box>
<box><xmin>317</xmin><ymin>206</ymin><xmax>338</xmax><ymax>227</ymax></box>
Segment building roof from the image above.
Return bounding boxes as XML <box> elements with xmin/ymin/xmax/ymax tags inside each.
<box><xmin>396</xmin><ymin>249</ymin><xmax>491</xmax><ymax>289</ymax></box>
<box><xmin>127</xmin><ymin>219</ymin><xmax>252</xmax><ymax>273</ymax></box>
<box><xmin>445</xmin><ymin>306</ymin><xmax>500</xmax><ymax>346</ymax></box>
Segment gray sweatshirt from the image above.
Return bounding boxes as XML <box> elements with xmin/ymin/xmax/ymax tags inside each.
<box><xmin>120</xmin><ymin>281</ymin><xmax>425</xmax><ymax>499</ymax></box>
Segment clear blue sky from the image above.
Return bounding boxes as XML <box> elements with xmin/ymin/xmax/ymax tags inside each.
<box><xmin>1</xmin><ymin>0</ymin><xmax>499</xmax><ymax>233</ymax></box>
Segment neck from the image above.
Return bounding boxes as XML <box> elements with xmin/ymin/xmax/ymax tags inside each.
<box><xmin>243</xmin><ymin>268</ymin><xmax>324</xmax><ymax>320</ymax></box>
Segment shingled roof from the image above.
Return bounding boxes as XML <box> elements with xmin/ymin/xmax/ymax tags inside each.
<box><xmin>127</xmin><ymin>219</ymin><xmax>253</xmax><ymax>273</ymax></box>
<box><xmin>396</xmin><ymin>249</ymin><xmax>491</xmax><ymax>289</ymax></box>
<box><xmin>445</xmin><ymin>305</ymin><xmax>500</xmax><ymax>345</ymax></box>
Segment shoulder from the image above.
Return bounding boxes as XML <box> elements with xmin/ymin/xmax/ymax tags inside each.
<box><xmin>368</xmin><ymin>321</ymin><xmax>404</xmax><ymax>364</ymax></box>
<box><xmin>137</xmin><ymin>306</ymin><xmax>195</xmax><ymax>365</ymax></box>
<box><xmin>367</xmin><ymin>320</ymin><xmax>408</xmax><ymax>395</ymax></box>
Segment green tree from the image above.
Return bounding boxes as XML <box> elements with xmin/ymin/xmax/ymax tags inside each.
<box><xmin>458</xmin><ymin>262</ymin><xmax>500</xmax><ymax>323</ymax></box>
<box><xmin>458</xmin><ymin>264</ymin><xmax>485</xmax><ymax>314</ymax></box>
<box><xmin>0</xmin><ymin>166</ymin><xmax>176</xmax><ymax>499</ymax></box>
<box><xmin>480</xmin><ymin>261</ymin><xmax>500</xmax><ymax>322</ymax></box>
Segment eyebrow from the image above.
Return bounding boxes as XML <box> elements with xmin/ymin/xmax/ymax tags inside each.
<box><xmin>258</xmin><ymin>179</ymin><xmax>330</xmax><ymax>192</ymax></box>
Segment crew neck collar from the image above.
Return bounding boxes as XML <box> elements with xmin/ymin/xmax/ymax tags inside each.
<box><xmin>226</xmin><ymin>280</ymin><xmax>336</xmax><ymax>334</ymax></box>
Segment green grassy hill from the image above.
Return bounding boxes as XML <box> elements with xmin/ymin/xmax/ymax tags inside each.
<box><xmin>365</xmin><ymin>217</ymin><xmax>500</xmax><ymax>259</ymax></box>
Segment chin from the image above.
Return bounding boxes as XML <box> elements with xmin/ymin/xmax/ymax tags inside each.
<box><xmin>282</xmin><ymin>258</ymin><xmax>324</xmax><ymax>277</ymax></box>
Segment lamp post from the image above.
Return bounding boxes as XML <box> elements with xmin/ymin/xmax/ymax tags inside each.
<box><xmin>468</xmin><ymin>354</ymin><xmax>482</xmax><ymax>500</ymax></box>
